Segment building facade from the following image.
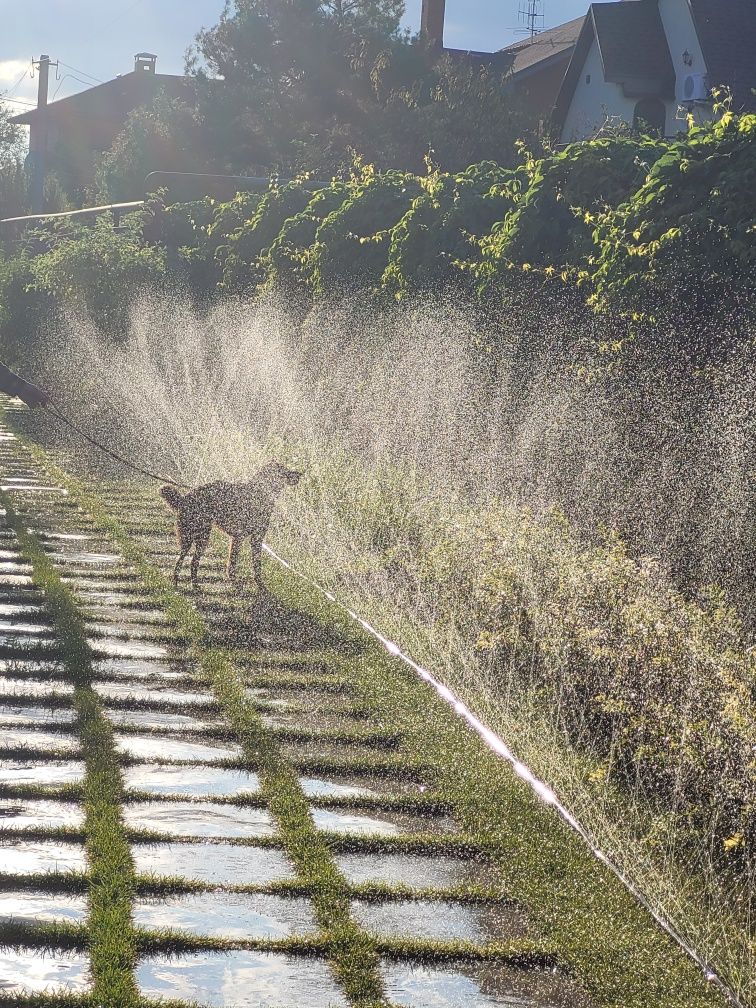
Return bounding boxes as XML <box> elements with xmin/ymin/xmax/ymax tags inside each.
<box><xmin>554</xmin><ymin>0</ymin><xmax>756</xmax><ymax>143</ymax></box>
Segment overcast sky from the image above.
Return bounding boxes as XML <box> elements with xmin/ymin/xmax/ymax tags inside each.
<box><xmin>2</xmin><ymin>0</ymin><xmax>588</xmax><ymax>114</ymax></box>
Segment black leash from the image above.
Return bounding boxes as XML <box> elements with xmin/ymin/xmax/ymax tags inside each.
<box><xmin>45</xmin><ymin>403</ymin><xmax>193</xmax><ymax>490</ymax></box>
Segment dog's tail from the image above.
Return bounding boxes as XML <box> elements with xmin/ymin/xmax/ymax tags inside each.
<box><xmin>160</xmin><ymin>485</ymin><xmax>185</xmax><ymax>511</ymax></box>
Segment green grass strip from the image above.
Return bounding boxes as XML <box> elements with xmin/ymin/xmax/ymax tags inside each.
<box><xmin>0</xmin><ymin>493</ymin><xmax>139</xmax><ymax>1008</ymax></box>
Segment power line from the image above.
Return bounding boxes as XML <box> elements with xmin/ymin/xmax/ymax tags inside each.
<box><xmin>56</xmin><ymin>61</ymin><xmax>103</xmax><ymax>85</ymax></box>
<box><xmin>51</xmin><ymin>73</ymin><xmax>99</xmax><ymax>101</ymax></box>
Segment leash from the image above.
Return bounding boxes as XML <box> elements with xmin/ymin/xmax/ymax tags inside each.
<box><xmin>44</xmin><ymin>403</ymin><xmax>193</xmax><ymax>490</ymax></box>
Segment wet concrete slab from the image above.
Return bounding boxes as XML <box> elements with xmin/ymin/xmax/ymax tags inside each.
<box><xmin>0</xmin><ymin>799</ymin><xmax>83</xmax><ymax>830</ymax></box>
<box><xmin>0</xmin><ymin>729</ymin><xmax>79</xmax><ymax>753</ymax></box>
<box><xmin>133</xmin><ymin>892</ymin><xmax>316</xmax><ymax>939</ymax></box>
<box><xmin>137</xmin><ymin>951</ymin><xmax>348</xmax><ymax>1007</ymax></box>
<box><xmin>353</xmin><ymin>898</ymin><xmax>528</xmax><ymax>942</ymax></box>
<box><xmin>0</xmin><ymin>704</ymin><xmax>76</xmax><ymax>726</ymax></box>
<box><xmin>93</xmin><ymin>658</ymin><xmax>191</xmax><ymax>681</ymax></box>
<box><xmin>0</xmin><ymin>603</ymin><xmax>46</xmax><ymax>617</ymax></box>
<box><xmin>0</xmin><ymin>619</ymin><xmax>53</xmax><ymax>635</ymax></box>
<box><xmin>382</xmin><ymin>961</ymin><xmax>593</xmax><ymax>1008</ymax></box>
<box><xmin>124</xmin><ymin>764</ymin><xmax>260</xmax><ymax>798</ymax></box>
<box><xmin>0</xmin><ymin>949</ymin><xmax>90</xmax><ymax>994</ymax></box>
<box><xmin>336</xmin><ymin>852</ymin><xmax>483</xmax><ymax>890</ymax></box>
<box><xmin>0</xmin><ymin>839</ymin><xmax>87</xmax><ymax>875</ymax></box>
<box><xmin>0</xmin><ymin>891</ymin><xmax>88</xmax><ymax>924</ymax></box>
<box><xmin>300</xmin><ymin>776</ymin><xmax>400</xmax><ymax>800</ymax></box>
<box><xmin>311</xmin><ymin>807</ymin><xmax>456</xmax><ymax>838</ymax></box>
<box><xmin>0</xmin><ymin>759</ymin><xmax>85</xmax><ymax>786</ymax></box>
<box><xmin>90</xmin><ymin>638</ymin><xmax>169</xmax><ymax>660</ymax></box>
<box><xmin>0</xmin><ymin>676</ymin><xmax>73</xmax><ymax>698</ymax></box>
<box><xmin>106</xmin><ymin>708</ymin><xmax>222</xmax><ymax>733</ymax></box>
<box><xmin>115</xmin><ymin>734</ymin><xmax>241</xmax><ymax>763</ymax></box>
<box><xmin>93</xmin><ymin>681</ymin><xmax>213</xmax><ymax>706</ymax></box>
<box><xmin>123</xmin><ymin>800</ymin><xmax>275</xmax><ymax>839</ymax></box>
<box><xmin>133</xmin><ymin>842</ymin><xmax>295</xmax><ymax>886</ymax></box>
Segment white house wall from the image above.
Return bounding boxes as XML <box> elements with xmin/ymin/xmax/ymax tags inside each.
<box><xmin>657</xmin><ymin>0</ymin><xmax>710</xmax><ymax>131</ymax></box>
<box><xmin>560</xmin><ymin>38</ymin><xmax>637</xmax><ymax>142</ymax></box>
<box><xmin>560</xmin><ymin>0</ymin><xmax>714</xmax><ymax>143</ymax></box>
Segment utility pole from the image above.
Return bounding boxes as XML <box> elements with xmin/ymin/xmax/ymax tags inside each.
<box><xmin>28</xmin><ymin>54</ymin><xmax>58</xmax><ymax>213</ymax></box>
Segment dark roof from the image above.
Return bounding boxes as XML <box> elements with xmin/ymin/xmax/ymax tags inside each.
<box><xmin>688</xmin><ymin>0</ymin><xmax>756</xmax><ymax>110</ymax></box>
<box><xmin>11</xmin><ymin>70</ymin><xmax>187</xmax><ymax>128</ymax></box>
<box><xmin>592</xmin><ymin>1</ymin><xmax>674</xmax><ymax>92</ymax></box>
<box><xmin>500</xmin><ymin>16</ymin><xmax>586</xmax><ymax>77</ymax></box>
<box><xmin>552</xmin><ymin>1</ymin><xmax>675</xmax><ymax>139</ymax></box>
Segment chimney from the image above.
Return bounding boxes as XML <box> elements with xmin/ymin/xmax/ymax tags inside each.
<box><xmin>421</xmin><ymin>0</ymin><xmax>446</xmax><ymax>48</ymax></box>
<box><xmin>134</xmin><ymin>52</ymin><xmax>157</xmax><ymax>73</ymax></box>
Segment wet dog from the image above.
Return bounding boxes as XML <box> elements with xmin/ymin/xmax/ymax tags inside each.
<box><xmin>160</xmin><ymin>462</ymin><xmax>302</xmax><ymax>590</ymax></box>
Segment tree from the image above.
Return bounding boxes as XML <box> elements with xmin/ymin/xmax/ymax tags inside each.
<box><xmin>0</xmin><ymin>105</ymin><xmax>27</xmax><ymax>219</ymax></box>
<box><xmin>95</xmin><ymin>94</ymin><xmax>212</xmax><ymax>203</ymax></box>
<box><xmin>185</xmin><ymin>0</ymin><xmax>533</xmax><ymax>175</ymax></box>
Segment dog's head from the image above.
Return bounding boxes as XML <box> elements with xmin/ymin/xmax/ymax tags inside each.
<box><xmin>261</xmin><ymin>461</ymin><xmax>303</xmax><ymax>488</ymax></box>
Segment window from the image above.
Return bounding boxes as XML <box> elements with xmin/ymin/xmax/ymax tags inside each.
<box><xmin>585</xmin><ymin>74</ymin><xmax>591</xmax><ymax>84</ymax></box>
<box><xmin>633</xmin><ymin>98</ymin><xmax>666</xmax><ymax>136</ymax></box>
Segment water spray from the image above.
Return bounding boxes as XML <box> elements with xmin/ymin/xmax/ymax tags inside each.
<box><xmin>263</xmin><ymin>541</ymin><xmax>749</xmax><ymax>1008</ymax></box>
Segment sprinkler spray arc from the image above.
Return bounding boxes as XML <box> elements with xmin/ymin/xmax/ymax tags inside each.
<box><xmin>262</xmin><ymin>541</ymin><xmax>749</xmax><ymax>1008</ymax></box>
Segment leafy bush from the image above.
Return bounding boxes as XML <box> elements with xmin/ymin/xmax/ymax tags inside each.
<box><xmin>590</xmin><ymin>108</ymin><xmax>756</xmax><ymax>315</ymax></box>
<box><xmin>29</xmin><ymin>213</ymin><xmax>166</xmax><ymax>336</ymax></box>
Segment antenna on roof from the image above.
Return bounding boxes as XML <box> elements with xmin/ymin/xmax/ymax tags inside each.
<box><xmin>516</xmin><ymin>0</ymin><xmax>545</xmax><ymax>38</ymax></box>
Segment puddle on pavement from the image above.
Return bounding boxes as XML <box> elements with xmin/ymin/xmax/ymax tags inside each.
<box><xmin>0</xmin><ymin>728</ymin><xmax>79</xmax><ymax>753</ymax></box>
<box><xmin>0</xmin><ymin>676</ymin><xmax>73</xmax><ymax>698</ymax></box>
<box><xmin>0</xmin><ymin>949</ymin><xmax>90</xmax><ymax>994</ymax></box>
<box><xmin>90</xmin><ymin>639</ymin><xmax>169</xmax><ymax>660</ymax></box>
<box><xmin>107</xmin><ymin>708</ymin><xmax>222</xmax><ymax>732</ymax></box>
<box><xmin>37</xmin><ymin>531</ymin><xmax>93</xmax><ymax>542</ymax></box>
<box><xmin>337</xmin><ymin>852</ymin><xmax>483</xmax><ymax>890</ymax></box>
<box><xmin>0</xmin><ymin>839</ymin><xmax>87</xmax><ymax>875</ymax></box>
<box><xmin>124</xmin><ymin>764</ymin><xmax>260</xmax><ymax>798</ymax></box>
<box><xmin>134</xmin><ymin>892</ymin><xmax>316</xmax><ymax>939</ymax></box>
<box><xmin>353</xmin><ymin>898</ymin><xmax>528</xmax><ymax>943</ymax></box>
<box><xmin>49</xmin><ymin>551</ymin><xmax>120</xmax><ymax>565</ymax></box>
<box><xmin>87</xmin><ymin>620</ymin><xmax>171</xmax><ymax>640</ymax></box>
<box><xmin>0</xmin><ymin>619</ymin><xmax>53</xmax><ymax>635</ymax></box>
<box><xmin>137</xmin><ymin>951</ymin><xmax>348</xmax><ymax>1007</ymax></box>
<box><xmin>0</xmin><ymin>603</ymin><xmax>46</xmax><ymax>617</ymax></box>
<box><xmin>85</xmin><ymin>606</ymin><xmax>171</xmax><ymax>626</ymax></box>
<box><xmin>93</xmin><ymin>658</ymin><xmax>191</xmax><ymax>681</ymax></box>
<box><xmin>382</xmin><ymin>961</ymin><xmax>593</xmax><ymax>1008</ymax></box>
<box><xmin>124</xmin><ymin>800</ymin><xmax>275</xmax><ymax>838</ymax></box>
<box><xmin>94</xmin><ymin>681</ymin><xmax>212</xmax><ymax>706</ymax></box>
<box><xmin>133</xmin><ymin>841</ymin><xmax>294</xmax><ymax>886</ymax></box>
<box><xmin>0</xmin><ymin>574</ymin><xmax>33</xmax><ymax>587</ymax></box>
<box><xmin>78</xmin><ymin>590</ymin><xmax>154</xmax><ymax>607</ymax></box>
<box><xmin>0</xmin><ymin>891</ymin><xmax>88</xmax><ymax>924</ymax></box>
<box><xmin>300</xmin><ymin>776</ymin><xmax>402</xmax><ymax>800</ymax></box>
<box><xmin>115</xmin><ymin>734</ymin><xmax>241</xmax><ymax>763</ymax></box>
<box><xmin>311</xmin><ymin>807</ymin><xmax>455</xmax><ymax>837</ymax></box>
<box><xmin>0</xmin><ymin>759</ymin><xmax>85</xmax><ymax>786</ymax></box>
<box><xmin>0</xmin><ymin>704</ymin><xmax>75</xmax><ymax>726</ymax></box>
<box><xmin>0</xmin><ymin>799</ymin><xmax>83</xmax><ymax>829</ymax></box>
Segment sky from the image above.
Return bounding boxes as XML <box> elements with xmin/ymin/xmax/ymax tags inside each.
<box><xmin>1</xmin><ymin>0</ymin><xmax>588</xmax><ymax>115</ymax></box>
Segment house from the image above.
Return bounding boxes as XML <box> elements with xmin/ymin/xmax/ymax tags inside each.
<box><xmin>553</xmin><ymin>0</ymin><xmax>756</xmax><ymax>144</ymax></box>
<box><xmin>11</xmin><ymin>53</ymin><xmax>187</xmax><ymax>200</ymax></box>
<box><xmin>420</xmin><ymin>0</ymin><xmax>585</xmax><ymax>123</ymax></box>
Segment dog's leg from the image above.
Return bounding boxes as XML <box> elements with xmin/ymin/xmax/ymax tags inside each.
<box><xmin>190</xmin><ymin>524</ymin><xmax>211</xmax><ymax>589</ymax></box>
<box><xmin>250</xmin><ymin>534</ymin><xmax>266</xmax><ymax>594</ymax></box>
<box><xmin>173</xmin><ymin>522</ymin><xmax>192</xmax><ymax>586</ymax></box>
<box><xmin>227</xmin><ymin>536</ymin><xmax>242</xmax><ymax>583</ymax></box>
